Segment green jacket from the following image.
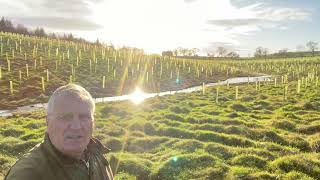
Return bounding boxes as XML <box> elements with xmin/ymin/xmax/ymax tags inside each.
<box><xmin>5</xmin><ymin>133</ymin><xmax>114</xmax><ymax>180</ymax></box>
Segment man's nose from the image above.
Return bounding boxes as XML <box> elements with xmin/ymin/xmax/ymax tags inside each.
<box><xmin>69</xmin><ymin>116</ymin><xmax>81</xmax><ymax>129</ymax></box>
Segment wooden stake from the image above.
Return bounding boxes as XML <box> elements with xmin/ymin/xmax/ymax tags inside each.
<box><xmin>7</xmin><ymin>59</ymin><xmax>10</xmax><ymax>72</ymax></box>
<box><xmin>10</xmin><ymin>81</ymin><xmax>13</xmax><ymax>95</ymax></box>
<box><xmin>46</xmin><ymin>69</ymin><xmax>49</xmax><ymax>82</ymax></box>
<box><xmin>283</xmin><ymin>85</ymin><xmax>288</xmax><ymax>101</ymax></box>
<box><xmin>0</xmin><ymin>42</ymin><xmax>3</xmax><ymax>56</ymax></box>
<box><xmin>19</xmin><ymin>70</ymin><xmax>22</xmax><ymax>82</ymax></box>
<box><xmin>40</xmin><ymin>56</ymin><xmax>43</xmax><ymax>66</ymax></box>
<box><xmin>235</xmin><ymin>86</ymin><xmax>239</xmax><ymax>100</ymax></box>
<box><xmin>41</xmin><ymin>77</ymin><xmax>45</xmax><ymax>92</ymax></box>
<box><xmin>216</xmin><ymin>86</ymin><xmax>219</xmax><ymax>103</ymax></box>
<box><xmin>202</xmin><ymin>82</ymin><xmax>205</xmax><ymax>95</ymax></box>
<box><xmin>146</xmin><ymin>71</ymin><xmax>149</xmax><ymax>82</ymax></box>
<box><xmin>26</xmin><ymin>64</ymin><xmax>29</xmax><ymax>77</ymax></box>
<box><xmin>102</xmin><ymin>76</ymin><xmax>105</xmax><ymax>88</ymax></box>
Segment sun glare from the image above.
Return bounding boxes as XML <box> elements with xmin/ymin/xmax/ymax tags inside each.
<box><xmin>129</xmin><ymin>88</ymin><xmax>147</xmax><ymax>104</ymax></box>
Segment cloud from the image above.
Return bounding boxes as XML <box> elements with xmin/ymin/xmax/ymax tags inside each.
<box><xmin>230</xmin><ymin>0</ymin><xmax>268</xmax><ymax>8</ymax></box>
<box><xmin>41</xmin><ymin>0</ymin><xmax>104</xmax><ymax>17</ymax></box>
<box><xmin>207</xmin><ymin>18</ymin><xmax>264</xmax><ymax>27</ymax></box>
<box><xmin>42</xmin><ymin>1</ymin><xmax>91</xmax><ymax>16</ymax></box>
<box><xmin>202</xmin><ymin>1</ymin><xmax>312</xmax><ymax>56</ymax></box>
<box><xmin>1</xmin><ymin>0</ymin><xmax>103</xmax><ymax>31</ymax></box>
<box><xmin>184</xmin><ymin>0</ymin><xmax>198</xmax><ymax>3</ymax></box>
<box><xmin>206</xmin><ymin>3</ymin><xmax>311</xmax><ymax>31</ymax></box>
<box><xmin>256</xmin><ymin>7</ymin><xmax>311</xmax><ymax>22</ymax></box>
<box><xmin>13</xmin><ymin>17</ymin><xmax>103</xmax><ymax>31</ymax></box>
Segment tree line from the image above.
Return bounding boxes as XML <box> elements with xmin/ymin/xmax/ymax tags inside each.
<box><xmin>254</xmin><ymin>41</ymin><xmax>319</xmax><ymax>58</ymax></box>
<box><xmin>162</xmin><ymin>46</ymin><xmax>240</xmax><ymax>58</ymax></box>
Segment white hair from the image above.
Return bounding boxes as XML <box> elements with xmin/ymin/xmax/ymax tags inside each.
<box><xmin>47</xmin><ymin>83</ymin><xmax>95</xmax><ymax>114</ymax></box>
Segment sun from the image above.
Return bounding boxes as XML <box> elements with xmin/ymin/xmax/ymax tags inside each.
<box><xmin>129</xmin><ymin>87</ymin><xmax>147</xmax><ymax>104</ymax></box>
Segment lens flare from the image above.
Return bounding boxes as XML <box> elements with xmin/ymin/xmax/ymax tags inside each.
<box><xmin>172</xmin><ymin>156</ymin><xmax>178</xmax><ymax>162</ymax></box>
<box><xmin>129</xmin><ymin>87</ymin><xmax>147</xmax><ymax>104</ymax></box>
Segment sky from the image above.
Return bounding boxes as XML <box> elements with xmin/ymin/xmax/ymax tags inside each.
<box><xmin>1</xmin><ymin>0</ymin><xmax>319</xmax><ymax>56</ymax></box>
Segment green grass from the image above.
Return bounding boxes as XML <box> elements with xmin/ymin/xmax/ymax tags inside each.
<box><xmin>1</xmin><ymin>79</ymin><xmax>320</xmax><ymax>179</ymax></box>
<box><xmin>1</xmin><ymin>32</ymin><xmax>320</xmax><ymax>110</ymax></box>
<box><xmin>0</xmin><ymin>32</ymin><xmax>262</xmax><ymax>109</ymax></box>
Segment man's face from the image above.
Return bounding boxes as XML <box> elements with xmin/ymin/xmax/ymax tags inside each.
<box><xmin>46</xmin><ymin>96</ymin><xmax>94</xmax><ymax>158</ymax></box>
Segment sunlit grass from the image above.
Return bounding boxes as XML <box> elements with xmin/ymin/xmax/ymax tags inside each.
<box><xmin>1</xmin><ymin>80</ymin><xmax>320</xmax><ymax>179</ymax></box>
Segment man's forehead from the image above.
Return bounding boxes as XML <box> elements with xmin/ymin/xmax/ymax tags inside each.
<box><xmin>51</xmin><ymin>96</ymin><xmax>93</xmax><ymax>113</ymax></box>
<box><xmin>49</xmin><ymin>109</ymin><xmax>93</xmax><ymax>118</ymax></box>
<box><xmin>53</xmin><ymin>111</ymin><xmax>92</xmax><ymax>117</ymax></box>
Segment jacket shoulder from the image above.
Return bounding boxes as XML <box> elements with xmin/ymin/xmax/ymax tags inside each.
<box><xmin>91</xmin><ymin>138</ymin><xmax>111</xmax><ymax>154</ymax></box>
<box><xmin>5</xmin><ymin>143</ymin><xmax>46</xmax><ymax>180</ymax></box>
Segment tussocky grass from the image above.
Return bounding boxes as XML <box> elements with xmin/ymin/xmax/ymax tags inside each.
<box><xmin>0</xmin><ymin>79</ymin><xmax>320</xmax><ymax>179</ymax></box>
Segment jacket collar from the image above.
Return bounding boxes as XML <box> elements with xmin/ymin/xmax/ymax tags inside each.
<box><xmin>42</xmin><ymin>133</ymin><xmax>110</xmax><ymax>165</ymax></box>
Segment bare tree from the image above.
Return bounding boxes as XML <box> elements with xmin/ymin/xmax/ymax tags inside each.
<box><xmin>0</xmin><ymin>17</ymin><xmax>14</xmax><ymax>32</ymax></box>
<box><xmin>162</xmin><ymin>51</ymin><xmax>173</xmax><ymax>57</ymax></box>
<box><xmin>254</xmin><ymin>47</ymin><xmax>268</xmax><ymax>59</ymax></box>
<box><xmin>186</xmin><ymin>49</ymin><xmax>193</xmax><ymax>56</ymax></box>
<box><xmin>177</xmin><ymin>47</ymin><xmax>183</xmax><ymax>56</ymax></box>
<box><xmin>216</xmin><ymin>47</ymin><xmax>227</xmax><ymax>57</ymax></box>
<box><xmin>49</xmin><ymin>32</ymin><xmax>57</xmax><ymax>39</ymax></box>
<box><xmin>254</xmin><ymin>47</ymin><xmax>264</xmax><ymax>57</ymax></box>
<box><xmin>306</xmin><ymin>41</ymin><xmax>318</xmax><ymax>57</ymax></box>
<box><xmin>263</xmin><ymin>48</ymin><xmax>269</xmax><ymax>59</ymax></box>
<box><xmin>172</xmin><ymin>47</ymin><xmax>199</xmax><ymax>57</ymax></box>
<box><xmin>181</xmin><ymin>48</ymin><xmax>189</xmax><ymax>56</ymax></box>
<box><xmin>226</xmin><ymin>51</ymin><xmax>239</xmax><ymax>58</ymax></box>
<box><xmin>95</xmin><ymin>38</ymin><xmax>101</xmax><ymax>45</ymax></box>
<box><xmin>34</xmin><ymin>27</ymin><xmax>46</xmax><ymax>37</ymax></box>
<box><xmin>191</xmin><ymin>48</ymin><xmax>199</xmax><ymax>56</ymax></box>
<box><xmin>15</xmin><ymin>24</ymin><xmax>29</xmax><ymax>35</ymax></box>
<box><xmin>173</xmin><ymin>49</ymin><xmax>178</xmax><ymax>56</ymax></box>
<box><xmin>278</xmin><ymin>48</ymin><xmax>288</xmax><ymax>57</ymax></box>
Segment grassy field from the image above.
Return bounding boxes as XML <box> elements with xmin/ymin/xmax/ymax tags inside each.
<box><xmin>0</xmin><ymin>32</ymin><xmax>259</xmax><ymax>109</ymax></box>
<box><xmin>2</xmin><ymin>32</ymin><xmax>319</xmax><ymax>111</ymax></box>
<box><xmin>1</xmin><ymin>78</ymin><xmax>320</xmax><ymax>179</ymax></box>
<box><xmin>1</xmin><ymin>31</ymin><xmax>320</xmax><ymax>180</ymax></box>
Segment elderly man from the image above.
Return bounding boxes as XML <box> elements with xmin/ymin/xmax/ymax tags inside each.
<box><xmin>5</xmin><ymin>84</ymin><xmax>114</xmax><ymax>180</ymax></box>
